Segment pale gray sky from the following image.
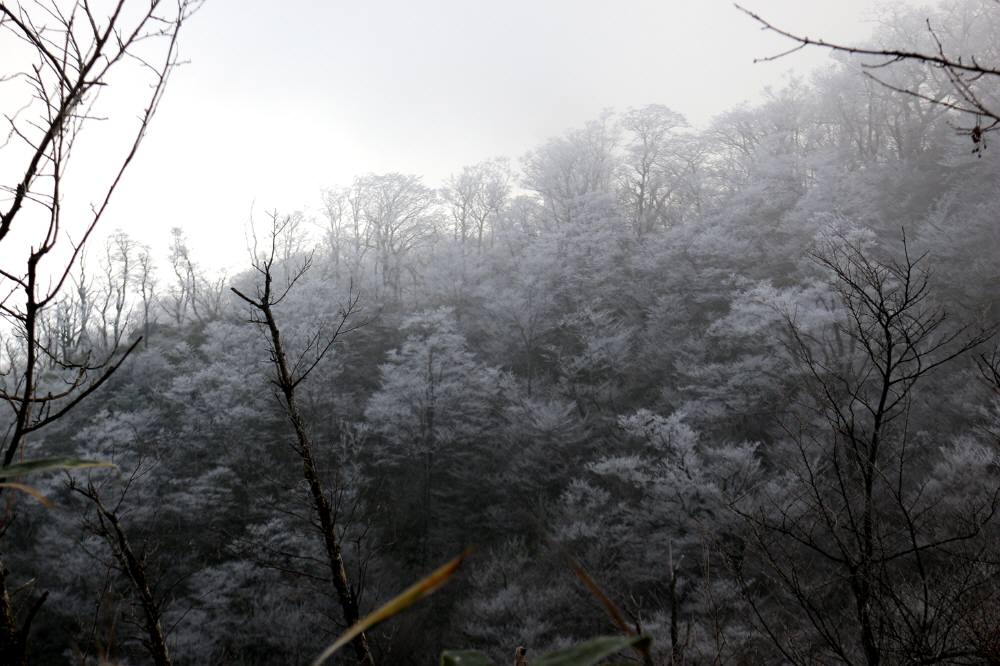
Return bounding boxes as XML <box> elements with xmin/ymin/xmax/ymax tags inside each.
<box><xmin>11</xmin><ymin>0</ymin><xmax>927</xmax><ymax>273</ymax></box>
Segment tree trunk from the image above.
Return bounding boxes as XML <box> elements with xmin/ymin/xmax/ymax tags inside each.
<box><xmin>0</xmin><ymin>564</ymin><xmax>26</xmax><ymax>666</ymax></box>
<box><xmin>259</xmin><ymin>288</ymin><xmax>375</xmax><ymax>666</ymax></box>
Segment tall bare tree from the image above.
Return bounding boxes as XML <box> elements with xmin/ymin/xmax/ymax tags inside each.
<box><xmin>737</xmin><ymin>235</ymin><xmax>1000</xmax><ymax>664</ymax></box>
<box><xmin>0</xmin><ymin>1</ymin><xmax>199</xmax><ymax>662</ymax></box>
<box><xmin>232</xmin><ymin>214</ymin><xmax>374</xmax><ymax>665</ymax></box>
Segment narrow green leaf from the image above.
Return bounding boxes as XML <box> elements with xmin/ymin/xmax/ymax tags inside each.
<box><xmin>311</xmin><ymin>548</ymin><xmax>473</xmax><ymax>666</ymax></box>
<box><xmin>566</xmin><ymin>555</ymin><xmax>631</xmax><ymax>636</ymax></box>
<box><xmin>533</xmin><ymin>635</ymin><xmax>652</xmax><ymax>666</ymax></box>
<box><xmin>440</xmin><ymin>649</ymin><xmax>496</xmax><ymax>666</ymax></box>
<box><xmin>1</xmin><ymin>457</ymin><xmax>115</xmax><ymax>478</ymax></box>
<box><xmin>0</xmin><ymin>482</ymin><xmax>53</xmax><ymax>507</ymax></box>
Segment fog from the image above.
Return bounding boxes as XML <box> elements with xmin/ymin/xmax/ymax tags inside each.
<box><xmin>19</xmin><ymin>0</ymin><xmax>917</xmax><ymax>272</ymax></box>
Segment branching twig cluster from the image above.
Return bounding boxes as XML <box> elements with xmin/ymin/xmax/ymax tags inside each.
<box><xmin>735</xmin><ymin>234</ymin><xmax>999</xmax><ymax>663</ymax></box>
<box><xmin>737</xmin><ymin>3</ymin><xmax>1000</xmax><ymax>151</ymax></box>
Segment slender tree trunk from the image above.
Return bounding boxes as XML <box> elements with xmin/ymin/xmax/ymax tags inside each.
<box><xmin>669</xmin><ymin>583</ymin><xmax>681</xmax><ymax>662</ymax></box>
<box><xmin>94</xmin><ymin>502</ymin><xmax>172</xmax><ymax>666</ymax></box>
<box><xmin>260</xmin><ymin>293</ymin><xmax>375</xmax><ymax>666</ymax></box>
<box><xmin>0</xmin><ymin>564</ymin><xmax>26</xmax><ymax>666</ymax></box>
<box><xmin>232</xmin><ymin>221</ymin><xmax>373</xmax><ymax>665</ymax></box>
<box><xmin>0</xmin><ymin>557</ymin><xmax>46</xmax><ymax>666</ymax></box>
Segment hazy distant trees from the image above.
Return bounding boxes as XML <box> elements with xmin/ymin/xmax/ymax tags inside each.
<box><xmin>94</xmin><ymin>232</ymin><xmax>145</xmax><ymax>350</ymax></box>
<box><xmin>365</xmin><ymin>309</ymin><xmax>502</xmax><ymax>565</ymax></box>
<box><xmin>442</xmin><ymin>159</ymin><xmax>511</xmax><ymax>251</ymax></box>
<box><xmin>321</xmin><ymin>185</ymin><xmax>366</xmax><ymax>275</ymax></box>
<box><xmin>164</xmin><ymin>227</ymin><xmax>226</xmax><ymax>326</ymax></box>
<box><xmin>617</xmin><ymin>105</ymin><xmax>695</xmax><ymax>235</ymax></box>
<box><xmin>559</xmin><ymin>411</ymin><xmax>759</xmax><ymax>662</ymax></box>
<box><xmin>523</xmin><ymin>113</ymin><xmax>618</xmax><ymax>226</ymax></box>
<box><xmin>322</xmin><ymin>174</ymin><xmax>438</xmax><ymax>298</ymax></box>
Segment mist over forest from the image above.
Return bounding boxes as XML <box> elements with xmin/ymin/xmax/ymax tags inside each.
<box><xmin>3</xmin><ymin>1</ymin><xmax>1000</xmax><ymax>664</ymax></box>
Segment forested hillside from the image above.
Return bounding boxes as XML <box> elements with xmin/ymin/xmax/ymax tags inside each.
<box><xmin>4</xmin><ymin>1</ymin><xmax>1000</xmax><ymax>664</ymax></box>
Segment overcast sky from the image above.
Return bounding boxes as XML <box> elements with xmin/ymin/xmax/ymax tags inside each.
<box><xmin>14</xmin><ymin>0</ymin><xmax>928</xmax><ymax>273</ymax></box>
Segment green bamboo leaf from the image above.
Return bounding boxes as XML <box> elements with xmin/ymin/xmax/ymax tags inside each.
<box><xmin>1</xmin><ymin>457</ymin><xmax>115</xmax><ymax>478</ymax></box>
<box><xmin>533</xmin><ymin>635</ymin><xmax>652</xmax><ymax>666</ymax></box>
<box><xmin>311</xmin><ymin>548</ymin><xmax>473</xmax><ymax>666</ymax></box>
<box><xmin>440</xmin><ymin>649</ymin><xmax>496</xmax><ymax>666</ymax></box>
<box><xmin>0</xmin><ymin>482</ymin><xmax>53</xmax><ymax>507</ymax></box>
<box><xmin>566</xmin><ymin>555</ymin><xmax>631</xmax><ymax>636</ymax></box>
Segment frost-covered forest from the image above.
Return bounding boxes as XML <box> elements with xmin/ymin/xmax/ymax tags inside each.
<box><xmin>4</xmin><ymin>1</ymin><xmax>1000</xmax><ymax>665</ymax></box>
